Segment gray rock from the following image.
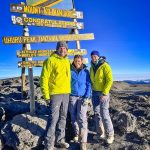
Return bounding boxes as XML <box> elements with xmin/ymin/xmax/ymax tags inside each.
<box><xmin>2</xmin><ymin>80</ymin><xmax>12</xmax><ymax>86</ymax></box>
<box><xmin>113</xmin><ymin>111</ymin><xmax>137</xmax><ymax>133</ymax></box>
<box><xmin>136</xmin><ymin>129</ymin><xmax>144</xmax><ymax>137</ymax></box>
<box><xmin>0</xmin><ymin>80</ymin><xmax>3</xmax><ymax>86</ymax></box>
<box><xmin>0</xmin><ymin>101</ymin><xmax>30</xmax><ymax>119</ymax></box>
<box><xmin>147</xmin><ymin>114</ymin><xmax>150</xmax><ymax>120</ymax></box>
<box><xmin>34</xmin><ymin>81</ymin><xmax>40</xmax><ymax>88</ymax></box>
<box><xmin>138</xmin><ymin>95</ymin><xmax>148</xmax><ymax>102</ymax></box>
<box><xmin>0</xmin><ymin>107</ymin><xmax>6</xmax><ymax>121</ymax></box>
<box><xmin>35</xmin><ymin>87</ymin><xmax>43</xmax><ymax>100</ymax></box>
<box><xmin>2</xmin><ymin>113</ymin><xmax>47</xmax><ymax>150</ymax></box>
<box><xmin>128</xmin><ymin>144</ymin><xmax>150</xmax><ymax>150</ymax></box>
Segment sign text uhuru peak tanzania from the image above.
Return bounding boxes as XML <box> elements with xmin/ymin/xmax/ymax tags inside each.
<box><xmin>3</xmin><ymin>34</ymin><xmax>94</xmax><ymax>44</ymax></box>
<box><xmin>10</xmin><ymin>4</ymin><xmax>83</xmax><ymax>19</ymax></box>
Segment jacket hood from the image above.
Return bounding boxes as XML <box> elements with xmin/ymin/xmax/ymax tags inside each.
<box><xmin>91</xmin><ymin>56</ymin><xmax>106</xmax><ymax>67</ymax></box>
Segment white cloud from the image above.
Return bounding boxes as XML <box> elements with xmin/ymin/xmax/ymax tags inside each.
<box><xmin>114</xmin><ymin>74</ymin><xmax>150</xmax><ymax>81</ymax></box>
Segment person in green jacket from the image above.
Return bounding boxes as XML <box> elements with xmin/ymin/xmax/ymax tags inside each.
<box><xmin>90</xmin><ymin>50</ymin><xmax>114</xmax><ymax>144</ymax></box>
<box><xmin>40</xmin><ymin>41</ymin><xmax>71</xmax><ymax>150</ymax></box>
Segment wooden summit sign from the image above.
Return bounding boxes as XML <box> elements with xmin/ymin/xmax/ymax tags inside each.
<box><xmin>10</xmin><ymin>4</ymin><xmax>83</xmax><ymax>19</ymax></box>
<box><xmin>18</xmin><ymin>58</ymin><xmax>88</xmax><ymax>67</ymax></box>
<box><xmin>3</xmin><ymin>33</ymin><xmax>94</xmax><ymax>44</ymax></box>
<box><xmin>26</xmin><ymin>0</ymin><xmax>63</xmax><ymax>7</ymax></box>
<box><xmin>11</xmin><ymin>16</ymin><xmax>84</xmax><ymax>29</ymax></box>
<box><xmin>17</xmin><ymin>49</ymin><xmax>87</xmax><ymax>57</ymax></box>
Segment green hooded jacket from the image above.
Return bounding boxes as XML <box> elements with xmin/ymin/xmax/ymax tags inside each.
<box><xmin>90</xmin><ymin>59</ymin><xmax>113</xmax><ymax>95</ymax></box>
<box><xmin>40</xmin><ymin>53</ymin><xmax>71</xmax><ymax>100</ymax></box>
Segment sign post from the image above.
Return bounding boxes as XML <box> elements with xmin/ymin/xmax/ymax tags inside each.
<box><xmin>21</xmin><ymin>2</ymin><xmax>35</xmax><ymax>114</ymax></box>
<box><xmin>24</xmin><ymin>20</ymin><xmax>35</xmax><ymax>114</ymax></box>
<box><xmin>21</xmin><ymin>2</ymin><xmax>27</xmax><ymax>98</ymax></box>
<box><xmin>72</xmin><ymin>0</ymin><xmax>81</xmax><ymax>50</ymax></box>
<box><xmin>21</xmin><ymin>26</ymin><xmax>26</xmax><ymax>98</ymax></box>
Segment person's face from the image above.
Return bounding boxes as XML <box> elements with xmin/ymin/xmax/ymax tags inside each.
<box><xmin>73</xmin><ymin>58</ymin><xmax>83</xmax><ymax>69</ymax></box>
<box><xmin>58</xmin><ymin>46</ymin><xmax>68</xmax><ymax>57</ymax></box>
<box><xmin>91</xmin><ymin>55</ymin><xmax>99</xmax><ymax>63</ymax></box>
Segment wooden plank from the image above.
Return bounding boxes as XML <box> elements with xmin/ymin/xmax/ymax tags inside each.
<box><xmin>18</xmin><ymin>58</ymin><xmax>88</xmax><ymax>67</ymax></box>
<box><xmin>3</xmin><ymin>33</ymin><xmax>94</xmax><ymax>44</ymax></box>
<box><xmin>11</xmin><ymin>16</ymin><xmax>84</xmax><ymax>29</ymax></box>
<box><xmin>10</xmin><ymin>4</ymin><xmax>83</xmax><ymax>19</ymax></box>
<box><xmin>17</xmin><ymin>49</ymin><xmax>87</xmax><ymax>57</ymax></box>
<box><xmin>26</xmin><ymin>0</ymin><xmax>62</xmax><ymax>7</ymax></box>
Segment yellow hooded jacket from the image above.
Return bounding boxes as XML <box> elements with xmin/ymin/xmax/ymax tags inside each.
<box><xmin>90</xmin><ymin>62</ymin><xmax>113</xmax><ymax>95</ymax></box>
<box><xmin>40</xmin><ymin>53</ymin><xmax>71</xmax><ymax>100</ymax></box>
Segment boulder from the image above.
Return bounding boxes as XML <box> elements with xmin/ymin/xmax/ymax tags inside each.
<box><xmin>113</xmin><ymin>111</ymin><xmax>137</xmax><ymax>133</ymax></box>
<box><xmin>2</xmin><ymin>113</ymin><xmax>47</xmax><ymax>150</ymax></box>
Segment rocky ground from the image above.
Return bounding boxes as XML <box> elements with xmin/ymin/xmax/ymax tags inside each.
<box><xmin>0</xmin><ymin>77</ymin><xmax>150</xmax><ymax>150</ymax></box>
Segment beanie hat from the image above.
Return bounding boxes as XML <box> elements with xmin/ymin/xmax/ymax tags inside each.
<box><xmin>91</xmin><ymin>50</ymin><xmax>100</xmax><ymax>57</ymax></box>
<box><xmin>56</xmin><ymin>41</ymin><xmax>68</xmax><ymax>51</ymax></box>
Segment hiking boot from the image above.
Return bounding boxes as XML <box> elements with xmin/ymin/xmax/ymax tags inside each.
<box><xmin>100</xmin><ymin>132</ymin><xmax>106</xmax><ymax>139</ymax></box>
<box><xmin>100</xmin><ymin>123</ymin><xmax>105</xmax><ymax>136</ymax></box>
<box><xmin>80</xmin><ymin>142</ymin><xmax>87</xmax><ymax>150</ymax></box>
<box><xmin>106</xmin><ymin>135</ymin><xmax>114</xmax><ymax>144</ymax></box>
<box><xmin>56</xmin><ymin>140</ymin><xmax>70</xmax><ymax>148</ymax></box>
<box><xmin>93</xmin><ymin>133</ymin><xmax>106</xmax><ymax>140</ymax></box>
<box><xmin>73</xmin><ymin>135</ymin><xmax>79</xmax><ymax>142</ymax></box>
<box><xmin>93</xmin><ymin>123</ymin><xmax>105</xmax><ymax>140</ymax></box>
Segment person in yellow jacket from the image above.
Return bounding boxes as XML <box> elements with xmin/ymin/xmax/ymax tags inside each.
<box><xmin>40</xmin><ymin>41</ymin><xmax>71</xmax><ymax>150</ymax></box>
<box><xmin>90</xmin><ymin>50</ymin><xmax>114</xmax><ymax>144</ymax></box>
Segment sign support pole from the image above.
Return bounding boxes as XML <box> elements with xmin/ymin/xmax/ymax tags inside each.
<box><xmin>72</xmin><ymin>0</ymin><xmax>81</xmax><ymax>50</ymax></box>
<box><xmin>21</xmin><ymin>2</ymin><xmax>35</xmax><ymax>114</ymax></box>
<box><xmin>21</xmin><ymin>2</ymin><xmax>27</xmax><ymax>98</ymax></box>
<box><xmin>73</xmin><ymin>17</ymin><xmax>81</xmax><ymax>49</ymax></box>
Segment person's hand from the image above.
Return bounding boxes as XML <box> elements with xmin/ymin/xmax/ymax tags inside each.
<box><xmin>82</xmin><ymin>98</ymin><xmax>89</xmax><ymax>105</ymax></box>
<box><xmin>99</xmin><ymin>95</ymin><xmax>108</xmax><ymax>102</ymax></box>
<box><xmin>83</xmin><ymin>98</ymin><xmax>92</xmax><ymax>106</ymax></box>
<box><xmin>45</xmin><ymin>99</ymin><xmax>50</xmax><ymax>106</ymax></box>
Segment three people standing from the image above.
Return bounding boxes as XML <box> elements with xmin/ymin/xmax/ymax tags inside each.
<box><xmin>40</xmin><ymin>42</ymin><xmax>114</xmax><ymax>150</ymax></box>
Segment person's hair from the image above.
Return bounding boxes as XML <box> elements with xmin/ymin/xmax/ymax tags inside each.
<box><xmin>73</xmin><ymin>55</ymin><xmax>83</xmax><ymax>61</ymax></box>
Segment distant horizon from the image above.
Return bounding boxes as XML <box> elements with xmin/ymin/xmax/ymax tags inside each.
<box><xmin>0</xmin><ymin>73</ymin><xmax>150</xmax><ymax>81</ymax></box>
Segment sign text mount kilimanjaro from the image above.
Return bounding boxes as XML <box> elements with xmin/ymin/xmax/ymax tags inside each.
<box><xmin>10</xmin><ymin>4</ymin><xmax>83</xmax><ymax>19</ymax></box>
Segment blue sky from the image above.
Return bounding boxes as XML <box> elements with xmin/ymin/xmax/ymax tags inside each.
<box><xmin>0</xmin><ymin>0</ymin><xmax>150</xmax><ymax>80</ymax></box>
